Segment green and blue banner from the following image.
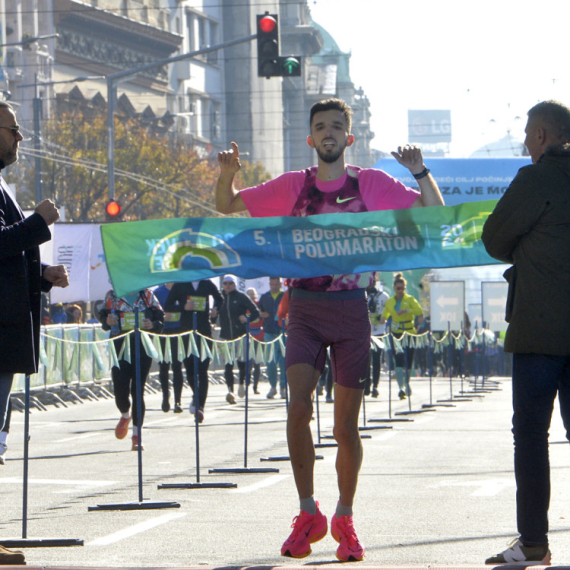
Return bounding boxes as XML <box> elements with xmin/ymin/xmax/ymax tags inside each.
<box><xmin>101</xmin><ymin>200</ymin><xmax>501</xmax><ymax>297</ymax></box>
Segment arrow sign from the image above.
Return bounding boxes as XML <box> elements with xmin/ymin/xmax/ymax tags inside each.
<box><xmin>430</xmin><ymin>281</ymin><xmax>465</xmax><ymax>331</ymax></box>
<box><xmin>482</xmin><ymin>282</ymin><xmax>509</xmax><ymax>332</ymax></box>
<box><xmin>436</xmin><ymin>296</ymin><xmax>459</xmax><ymax>308</ymax></box>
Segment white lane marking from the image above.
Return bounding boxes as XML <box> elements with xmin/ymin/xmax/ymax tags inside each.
<box><xmin>87</xmin><ymin>512</ymin><xmax>187</xmax><ymax>546</ymax></box>
<box><xmin>2</xmin><ymin>477</ymin><xmax>117</xmax><ymax>487</ymax></box>
<box><xmin>55</xmin><ymin>432</ymin><xmax>104</xmax><ymax>443</ymax></box>
<box><xmin>231</xmin><ymin>474</ymin><xmax>289</xmax><ymax>494</ymax></box>
<box><xmin>432</xmin><ymin>479</ymin><xmax>515</xmax><ymax>496</ymax></box>
<box><xmin>143</xmin><ymin>416</ymin><xmax>182</xmax><ymax>426</ymax></box>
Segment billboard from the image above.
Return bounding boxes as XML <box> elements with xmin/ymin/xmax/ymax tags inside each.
<box><xmin>408</xmin><ymin>110</ymin><xmax>451</xmax><ymax>144</ymax></box>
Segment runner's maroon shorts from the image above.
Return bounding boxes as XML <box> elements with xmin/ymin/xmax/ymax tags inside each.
<box><xmin>285</xmin><ymin>290</ymin><xmax>371</xmax><ymax>389</ymax></box>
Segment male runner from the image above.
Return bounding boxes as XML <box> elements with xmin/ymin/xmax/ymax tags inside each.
<box><xmin>215</xmin><ymin>98</ymin><xmax>443</xmax><ymax>561</ymax></box>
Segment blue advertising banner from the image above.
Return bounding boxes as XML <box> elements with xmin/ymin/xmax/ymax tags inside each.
<box><xmin>374</xmin><ymin>158</ymin><xmax>531</xmax><ymax>206</ymax></box>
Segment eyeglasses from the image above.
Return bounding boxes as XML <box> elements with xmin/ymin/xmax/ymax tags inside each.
<box><xmin>0</xmin><ymin>125</ymin><xmax>21</xmax><ymax>136</ymax></box>
<box><xmin>223</xmin><ymin>281</ymin><xmax>234</xmax><ymax>285</ymax></box>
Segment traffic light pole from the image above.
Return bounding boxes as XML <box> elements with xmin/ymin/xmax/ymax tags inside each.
<box><xmin>106</xmin><ymin>34</ymin><xmax>256</xmax><ymax>201</ymax></box>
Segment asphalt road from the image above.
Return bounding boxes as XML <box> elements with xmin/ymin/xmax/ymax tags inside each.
<box><xmin>1</xmin><ymin>371</ymin><xmax>570</xmax><ymax>567</ymax></box>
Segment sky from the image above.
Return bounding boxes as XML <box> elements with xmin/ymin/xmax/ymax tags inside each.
<box><xmin>308</xmin><ymin>0</ymin><xmax>570</xmax><ymax>158</ymax></box>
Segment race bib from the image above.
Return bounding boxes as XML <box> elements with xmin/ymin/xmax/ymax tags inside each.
<box><xmin>188</xmin><ymin>296</ymin><xmax>207</xmax><ymax>312</ymax></box>
<box><xmin>121</xmin><ymin>311</ymin><xmax>144</xmax><ymax>331</ymax></box>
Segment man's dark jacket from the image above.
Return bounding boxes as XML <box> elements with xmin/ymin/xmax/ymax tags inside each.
<box><xmin>258</xmin><ymin>290</ymin><xmax>284</xmax><ymax>334</ymax></box>
<box><xmin>219</xmin><ymin>289</ymin><xmax>259</xmax><ymax>340</ymax></box>
<box><xmin>0</xmin><ymin>177</ymin><xmax>52</xmax><ymax>373</ymax></box>
<box><xmin>482</xmin><ymin>146</ymin><xmax>570</xmax><ymax>355</ymax></box>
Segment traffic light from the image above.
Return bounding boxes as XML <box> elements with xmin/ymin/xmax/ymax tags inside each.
<box><xmin>256</xmin><ymin>13</ymin><xmax>302</xmax><ymax>79</ymax></box>
<box><xmin>257</xmin><ymin>13</ymin><xmax>280</xmax><ymax>78</ymax></box>
<box><xmin>105</xmin><ymin>199</ymin><xmax>122</xmax><ymax>222</ymax></box>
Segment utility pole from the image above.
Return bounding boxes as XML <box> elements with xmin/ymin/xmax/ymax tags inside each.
<box><xmin>17</xmin><ymin>75</ymin><xmax>105</xmax><ymax>204</ymax></box>
<box><xmin>32</xmin><ymin>75</ymin><xmax>42</xmax><ymax>204</ymax></box>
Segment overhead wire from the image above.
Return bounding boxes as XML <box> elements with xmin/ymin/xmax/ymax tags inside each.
<box><xmin>18</xmin><ymin>142</ymin><xmax>223</xmax><ymax>216</ymax></box>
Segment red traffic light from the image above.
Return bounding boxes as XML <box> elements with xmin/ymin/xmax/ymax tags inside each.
<box><xmin>106</xmin><ymin>200</ymin><xmax>122</xmax><ymax>217</ymax></box>
<box><xmin>259</xmin><ymin>15</ymin><xmax>276</xmax><ymax>33</ymax></box>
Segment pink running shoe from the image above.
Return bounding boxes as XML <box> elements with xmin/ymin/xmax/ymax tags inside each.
<box><xmin>331</xmin><ymin>513</ymin><xmax>365</xmax><ymax>562</ymax></box>
<box><xmin>281</xmin><ymin>503</ymin><xmax>328</xmax><ymax>558</ymax></box>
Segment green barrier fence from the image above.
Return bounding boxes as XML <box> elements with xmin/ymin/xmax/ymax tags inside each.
<box><xmin>11</xmin><ymin>324</ymin><xmax>505</xmax><ymax>394</ymax></box>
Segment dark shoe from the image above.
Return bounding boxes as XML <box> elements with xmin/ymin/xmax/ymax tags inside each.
<box><xmin>364</xmin><ymin>386</ymin><xmax>371</xmax><ymax>396</ymax></box>
<box><xmin>174</xmin><ymin>402</ymin><xmax>183</xmax><ymax>414</ymax></box>
<box><xmin>398</xmin><ymin>390</ymin><xmax>406</xmax><ymax>400</ymax></box>
<box><xmin>485</xmin><ymin>538</ymin><xmax>551</xmax><ymax>565</ymax></box>
<box><xmin>161</xmin><ymin>395</ymin><xmax>170</xmax><ymax>413</ymax></box>
<box><xmin>371</xmin><ymin>388</ymin><xmax>379</xmax><ymax>398</ymax></box>
<box><xmin>0</xmin><ymin>544</ymin><xmax>25</xmax><ymax>565</ymax></box>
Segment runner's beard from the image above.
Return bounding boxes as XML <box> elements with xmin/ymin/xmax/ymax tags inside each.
<box><xmin>315</xmin><ymin>141</ymin><xmax>346</xmax><ymax>164</ymax></box>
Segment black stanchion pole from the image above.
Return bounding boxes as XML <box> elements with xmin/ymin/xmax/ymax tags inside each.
<box><xmin>243</xmin><ymin>318</ymin><xmax>250</xmax><ymax>468</ymax></box>
<box><xmin>369</xmin><ymin>328</ymin><xmax>412</xmax><ymax>425</ymax></box>
<box><xmin>447</xmin><ymin>321</ymin><xmax>453</xmax><ymax>399</ymax></box>
<box><xmin>473</xmin><ymin>321</ymin><xmax>481</xmax><ymax>390</ymax></box>
<box><xmin>0</xmin><ymin>375</ymin><xmax>83</xmax><ymax>548</ymax></box>
<box><xmin>193</xmin><ymin>318</ymin><xmax>201</xmax><ymax>481</ymax></box>
<box><xmin>403</xmin><ymin>335</ymin><xmax>411</xmax><ymax>411</ymax></box>
<box><xmin>314</xmin><ymin>375</ymin><xmax>337</xmax><ymax>448</ymax></box>
<box><xmin>428</xmin><ymin>331</ymin><xmax>433</xmax><ymax>406</ymax></box>
<box><xmin>135</xmin><ymin>311</ymin><xmax>144</xmax><ymax>502</ymax></box>
<box><xmin>481</xmin><ymin>321</ymin><xmax>487</xmax><ymax>387</ymax></box>
<box><xmin>460</xmin><ymin>321</ymin><xmax>465</xmax><ymax>395</ymax></box>
<box><xmin>210</xmin><ymin>316</ymin><xmax>278</xmax><ymax>474</ymax></box>
<box><xmin>90</xmin><ymin>307</ymin><xmax>180</xmax><ymax>511</ymax></box>
<box><xmin>159</xmin><ymin>315</ymin><xmax>236</xmax><ymax>489</ymax></box>
<box><xmin>358</xmin><ymin>386</ymin><xmax>387</xmax><ymax>433</ymax></box>
<box><xmin>397</xmin><ymin>333</ymin><xmax>435</xmax><ymax>417</ymax></box>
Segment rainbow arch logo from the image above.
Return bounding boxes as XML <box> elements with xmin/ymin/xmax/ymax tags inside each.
<box><xmin>150</xmin><ymin>229</ymin><xmax>241</xmax><ymax>273</ymax></box>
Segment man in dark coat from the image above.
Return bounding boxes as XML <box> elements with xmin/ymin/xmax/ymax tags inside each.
<box><xmin>0</xmin><ymin>101</ymin><xmax>69</xmax><ymax>565</ymax></box>
<box><xmin>482</xmin><ymin>100</ymin><xmax>570</xmax><ymax>566</ymax></box>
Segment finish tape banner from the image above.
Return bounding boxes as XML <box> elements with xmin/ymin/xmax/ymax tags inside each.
<box><xmin>101</xmin><ymin>200</ymin><xmax>501</xmax><ymax>297</ymax></box>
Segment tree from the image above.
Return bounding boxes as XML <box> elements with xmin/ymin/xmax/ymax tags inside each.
<box><xmin>11</xmin><ymin>107</ymin><xmax>274</xmax><ymax>222</ymax></box>
<box><xmin>12</xmin><ymin>108</ymin><xmax>237</xmax><ymax>222</ymax></box>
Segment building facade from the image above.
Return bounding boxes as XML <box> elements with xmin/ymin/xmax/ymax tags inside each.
<box><xmin>0</xmin><ymin>0</ymin><xmax>375</xmax><ymax>186</ymax></box>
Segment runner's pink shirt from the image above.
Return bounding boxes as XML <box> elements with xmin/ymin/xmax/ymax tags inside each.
<box><xmin>241</xmin><ymin>165</ymin><xmax>420</xmax><ymax>217</ymax></box>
